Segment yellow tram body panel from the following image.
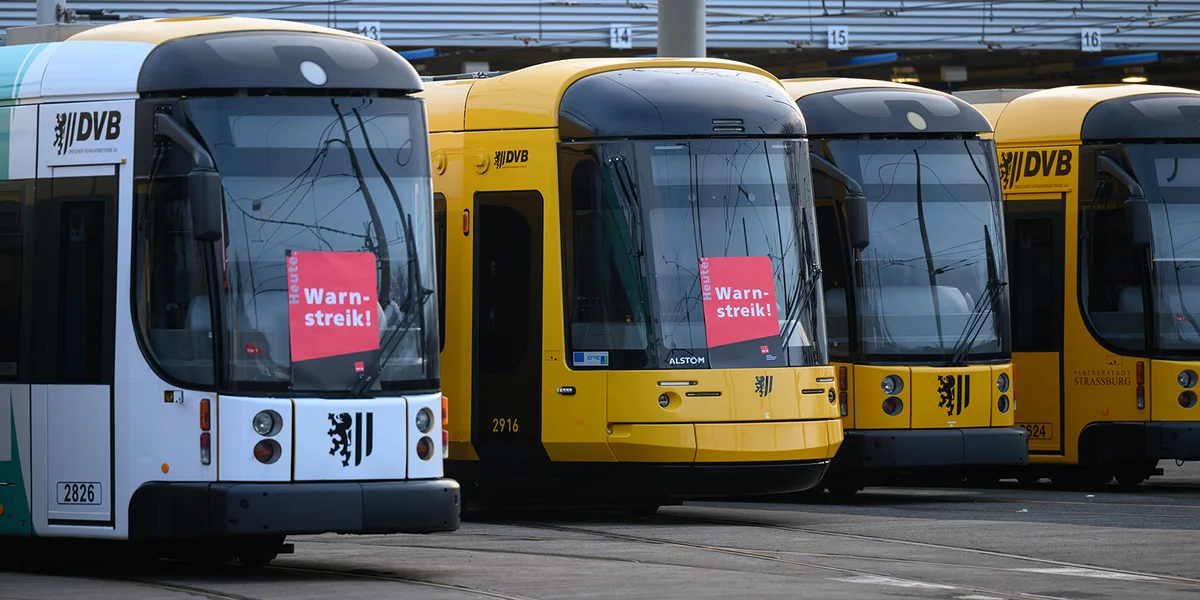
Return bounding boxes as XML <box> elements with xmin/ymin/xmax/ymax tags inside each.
<box><xmin>961</xmin><ymin>84</ymin><xmax>1200</xmax><ymax>483</ymax></box>
<box><xmin>423</xmin><ymin>58</ymin><xmax>844</xmax><ymax>503</ymax></box>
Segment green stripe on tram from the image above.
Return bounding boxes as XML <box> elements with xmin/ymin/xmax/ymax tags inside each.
<box><xmin>0</xmin><ymin>393</ymin><xmax>32</xmax><ymax>535</ymax></box>
<box><xmin>0</xmin><ymin>43</ymin><xmax>49</xmax><ymax>181</ymax></box>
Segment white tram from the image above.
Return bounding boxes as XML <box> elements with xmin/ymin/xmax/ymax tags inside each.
<box><xmin>0</xmin><ymin>16</ymin><xmax>459</xmax><ymax>565</ymax></box>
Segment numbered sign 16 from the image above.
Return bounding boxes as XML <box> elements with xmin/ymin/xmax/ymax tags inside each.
<box><xmin>828</xmin><ymin>26</ymin><xmax>850</xmax><ymax>51</ymax></box>
<box><xmin>1081</xmin><ymin>28</ymin><xmax>1102</xmax><ymax>53</ymax></box>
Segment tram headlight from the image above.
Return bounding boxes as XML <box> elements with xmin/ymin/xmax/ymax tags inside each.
<box><xmin>997</xmin><ymin>373</ymin><xmax>1010</xmax><ymax>394</ymax></box>
<box><xmin>416</xmin><ymin>407</ymin><xmax>434</xmax><ymax>433</ymax></box>
<box><xmin>415</xmin><ymin>436</ymin><xmax>435</xmax><ymax>461</ymax></box>
<box><xmin>1179</xmin><ymin>370</ymin><xmax>1198</xmax><ymax>389</ymax></box>
<box><xmin>882</xmin><ymin>396</ymin><xmax>904</xmax><ymax>416</ymax></box>
<box><xmin>252</xmin><ymin>410</ymin><xmax>282</xmax><ymax>437</ymax></box>
<box><xmin>881</xmin><ymin>375</ymin><xmax>903</xmax><ymax>395</ymax></box>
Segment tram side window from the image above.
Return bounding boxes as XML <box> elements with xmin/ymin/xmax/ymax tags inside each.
<box><xmin>0</xmin><ymin>189</ymin><xmax>20</xmax><ymax>381</ymax></box>
<box><xmin>1082</xmin><ymin>199</ymin><xmax>1146</xmax><ymax>351</ymax></box>
<box><xmin>133</xmin><ymin>177</ymin><xmax>216</xmax><ymax>388</ymax></box>
<box><xmin>812</xmin><ymin>172</ymin><xmax>851</xmax><ymax>359</ymax></box>
<box><xmin>434</xmin><ymin>193</ymin><xmax>447</xmax><ymax>352</ymax></box>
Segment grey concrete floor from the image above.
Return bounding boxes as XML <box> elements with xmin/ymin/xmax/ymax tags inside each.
<box><xmin>5</xmin><ymin>461</ymin><xmax>1200</xmax><ymax>599</ymax></box>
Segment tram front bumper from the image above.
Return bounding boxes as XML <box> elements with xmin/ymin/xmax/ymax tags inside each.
<box><xmin>129</xmin><ymin>478</ymin><xmax>460</xmax><ymax>540</ymax></box>
<box><xmin>1145</xmin><ymin>422</ymin><xmax>1200</xmax><ymax>460</ymax></box>
<box><xmin>827</xmin><ymin>426</ymin><xmax>1029</xmax><ymax>474</ymax></box>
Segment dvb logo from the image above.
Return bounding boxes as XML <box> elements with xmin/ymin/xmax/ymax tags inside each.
<box><xmin>493</xmin><ymin>149</ymin><xmax>529</xmax><ymax>169</ymax></box>
<box><xmin>53</xmin><ymin>110</ymin><xmax>122</xmax><ymax>156</ymax></box>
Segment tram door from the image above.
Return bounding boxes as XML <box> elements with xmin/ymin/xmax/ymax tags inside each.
<box><xmin>1005</xmin><ymin>196</ymin><xmax>1065</xmax><ymax>455</ymax></box>
<box><xmin>29</xmin><ymin>171</ymin><xmax>118</xmax><ymax>526</ymax></box>
<box><xmin>471</xmin><ymin>191</ymin><xmax>552</xmax><ymax>480</ymax></box>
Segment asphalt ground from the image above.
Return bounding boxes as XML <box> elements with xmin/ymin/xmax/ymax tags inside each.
<box><xmin>5</xmin><ymin>461</ymin><xmax>1200</xmax><ymax>599</ymax></box>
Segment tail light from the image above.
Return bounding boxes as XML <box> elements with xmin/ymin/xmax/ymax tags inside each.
<box><xmin>839</xmin><ymin>392</ymin><xmax>848</xmax><ymax>417</ymax></box>
<box><xmin>442</xmin><ymin>395</ymin><xmax>449</xmax><ymax>426</ymax></box>
<box><xmin>200</xmin><ymin>399</ymin><xmax>210</xmax><ymax>431</ymax></box>
<box><xmin>200</xmin><ymin>432</ymin><xmax>211</xmax><ymax>465</ymax></box>
<box><xmin>442</xmin><ymin>430</ymin><xmax>449</xmax><ymax>459</ymax></box>
<box><xmin>1136</xmin><ymin>361</ymin><xmax>1146</xmax><ymax>410</ymax></box>
<box><xmin>838</xmin><ymin>366</ymin><xmax>848</xmax><ymax>391</ymax></box>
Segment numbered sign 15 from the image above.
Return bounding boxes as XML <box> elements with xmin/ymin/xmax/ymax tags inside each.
<box><xmin>357</xmin><ymin>21</ymin><xmax>382</xmax><ymax>42</ymax></box>
<box><xmin>1081</xmin><ymin>28</ymin><xmax>1102</xmax><ymax>53</ymax></box>
<box><xmin>828</xmin><ymin>26</ymin><xmax>850</xmax><ymax>51</ymax></box>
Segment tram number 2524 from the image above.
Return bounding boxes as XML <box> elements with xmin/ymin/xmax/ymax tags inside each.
<box><xmin>58</xmin><ymin>482</ymin><xmax>100</xmax><ymax>505</ymax></box>
<box><xmin>492</xmin><ymin>417</ymin><xmax>519</xmax><ymax>433</ymax></box>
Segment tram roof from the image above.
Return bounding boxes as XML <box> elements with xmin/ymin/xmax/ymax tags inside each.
<box><xmin>780</xmin><ymin>77</ymin><xmax>992</xmax><ymax>136</ymax></box>
<box><xmin>419</xmin><ymin>57</ymin><xmax>784</xmax><ymax>134</ymax></box>
<box><xmin>957</xmin><ymin>84</ymin><xmax>1200</xmax><ymax>145</ymax></box>
<box><xmin>66</xmin><ymin>15</ymin><xmax>365</xmax><ymax>46</ymax></box>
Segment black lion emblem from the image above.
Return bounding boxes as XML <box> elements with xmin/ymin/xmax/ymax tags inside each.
<box><xmin>327</xmin><ymin>412</ymin><xmax>353</xmax><ymax>467</ymax></box>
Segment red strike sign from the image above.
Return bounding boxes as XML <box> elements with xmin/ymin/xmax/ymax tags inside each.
<box><xmin>287</xmin><ymin>251</ymin><xmax>380</xmax><ymax>363</ymax></box>
<box><xmin>698</xmin><ymin>256</ymin><xmax>781</xmax><ymax>348</ymax></box>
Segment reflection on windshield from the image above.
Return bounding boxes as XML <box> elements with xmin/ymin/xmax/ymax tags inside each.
<box><xmin>177</xmin><ymin>97</ymin><xmax>437</xmax><ymax>394</ymax></box>
<box><xmin>1126</xmin><ymin>148</ymin><xmax>1200</xmax><ymax>351</ymax></box>
<box><xmin>819</xmin><ymin>139</ymin><xmax>1009</xmax><ymax>359</ymax></box>
<box><xmin>559</xmin><ymin>138</ymin><xmax>827</xmax><ymax>370</ymax></box>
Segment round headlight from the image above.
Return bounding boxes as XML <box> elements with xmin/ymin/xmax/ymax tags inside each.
<box><xmin>1179</xmin><ymin>370</ymin><xmax>1198</xmax><ymax>389</ymax></box>
<box><xmin>828</xmin><ymin>389</ymin><xmax>836</xmax><ymax>403</ymax></box>
<box><xmin>252</xmin><ymin>410</ymin><xmax>279</xmax><ymax>437</ymax></box>
<box><xmin>253</xmin><ymin>439</ymin><xmax>281</xmax><ymax>464</ymax></box>
<box><xmin>997</xmin><ymin>373</ymin><xmax>1010</xmax><ymax>393</ymax></box>
<box><xmin>881</xmin><ymin>375</ymin><xmax>903</xmax><ymax>395</ymax></box>
<box><xmin>882</xmin><ymin>396</ymin><xmax>904</xmax><ymax>416</ymax></box>
<box><xmin>416</xmin><ymin>407</ymin><xmax>433</xmax><ymax>433</ymax></box>
<box><xmin>415</xmin><ymin>436</ymin><xmax>434</xmax><ymax>461</ymax></box>
<box><xmin>1180</xmin><ymin>391</ymin><xmax>1198</xmax><ymax>409</ymax></box>
<box><xmin>998</xmin><ymin>394</ymin><xmax>1011</xmax><ymax>414</ymax></box>
<box><xmin>658</xmin><ymin>394</ymin><xmax>670</xmax><ymax>408</ymax></box>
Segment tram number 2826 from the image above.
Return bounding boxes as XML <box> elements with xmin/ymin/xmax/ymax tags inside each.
<box><xmin>58</xmin><ymin>482</ymin><xmax>100</xmax><ymax>505</ymax></box>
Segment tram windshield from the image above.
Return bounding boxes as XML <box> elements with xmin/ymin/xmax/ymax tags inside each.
<box><xmin>134</xmin><ymin>96</ymin><xmax>438</xmax><ymax>395</ymax></box>
<box><xmin>818</xmin><ymin>139</ymin><xmax>1010</xmax><ymax>361</ymax></box>
<box><xmin>1121</xmin><ymin>144</ymin><xmax>1200</xmax><ymax>353</ymax></box>
<box><xmin>560</xmin><ymin>138</ymin><xmax>827</xmax><ymax>370</ymax></box>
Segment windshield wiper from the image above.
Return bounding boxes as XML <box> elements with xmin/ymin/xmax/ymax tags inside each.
<box><xmin>323</xmin><ymin>100</ymin><xmax>432</xmax><ymax>398</ymax></box>
<box><xmin>780</xmin><ymin>206</ymin><xmax>823</xmax><ymax>350</ymax></box>
<box><xmin>949</xmin><ymin>224</ymin><xmax>1006</xmax><ymax>367</ymax></box>
<box><xmin>606</xmin><ymin>155</ymin><xmax>645</xmax><ymax>258</ymax></box>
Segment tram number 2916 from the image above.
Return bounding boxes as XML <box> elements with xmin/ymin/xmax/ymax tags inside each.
<box><xmin>57</xmin><ymin>482</ymin><xmax>100</xmax><ymax>505</ymax></box>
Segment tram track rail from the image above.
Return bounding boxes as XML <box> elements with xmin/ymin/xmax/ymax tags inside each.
<box><xmin>507</xmin><ymin>521</ymin><xmax>1076</xmax><ymax>600</ymax></box>
<box><xmin>647</xmin><ymin>510</ymin><xmax>1200</xmax><ymax>587</ymax></box>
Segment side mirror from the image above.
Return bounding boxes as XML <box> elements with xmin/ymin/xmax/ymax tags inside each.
<box><xmin>1126</xmin><ymin>196</ymin><xmax>1151</xmax><ymax>250</ymax></box>
<box><xmin>188</xmin><ymin>169</ymin><xmax>224</xmax><ymax>243</ymax></box>
<box><xmin>845</xmin><ymin>192</ymin><xmax>870</xmax><ymax>250</ymax></box>
<box><xmin>1096</xmin><ymin>155</ymin><xmax>1150</xmax><ymax>251</ymax></box>
<box><xmin>809</xmin><ymin>152</ymin><xmax>870</xmax><ymax>250</ymax></box>
<box><xmin>155</xmin><ymin>112</ymin><xmax>225</xmax><ymax>243</ymax></box>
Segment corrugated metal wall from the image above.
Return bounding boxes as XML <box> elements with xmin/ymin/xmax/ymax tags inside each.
<box><xmin>3</xmin><ymin>1</ymin><xmax>1200</xmax><ymax>51</ymax></box>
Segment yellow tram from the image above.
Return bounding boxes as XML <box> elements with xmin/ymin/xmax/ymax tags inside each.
<box><xmin>960</xmin><ymin>84</ymin><xmax>1200</xmax><ymax>485</ymax></box>
<box><xmin>421</xmin><ymin>58</ymin><xmax>844</xmax><ymax>512</ymax></box>
<box><xmin>780</xmin><ymin>78</ymin><xmax>1026</xmax><ymax>496</ymax></box>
